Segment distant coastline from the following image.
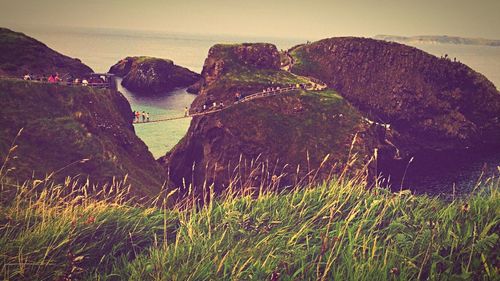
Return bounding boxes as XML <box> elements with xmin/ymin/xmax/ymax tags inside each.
<box><xmin>375</xmin><ymin>35</ymin><xmax>500</xmax><ymax>47</ymax></box>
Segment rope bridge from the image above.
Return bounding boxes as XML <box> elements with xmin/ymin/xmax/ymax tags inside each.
<box><xmin>133</xmin><ymin>82</ymin><xmax>326</xmax><ymax>125</ymax></box>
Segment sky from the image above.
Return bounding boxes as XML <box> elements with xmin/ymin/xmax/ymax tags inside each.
<box><xmin>1</xmin><ymin>0</ymin><xmax>499</xmax><ymax>40</ymax></box>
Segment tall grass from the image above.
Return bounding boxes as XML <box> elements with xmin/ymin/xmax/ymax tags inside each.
<box><xmin>0</xmin><ymin>142</ymin><xmax>498</xmax><ymax>280</ymax></box>
<box><xmin>1</xmin><ymin>173</ymin><xmax>498</xmax><ymax>280</ymax></box>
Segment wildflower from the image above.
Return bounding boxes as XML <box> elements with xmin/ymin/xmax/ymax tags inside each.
<box><xmin>271</xmin><ymin>175</ymin><xmax>278</xmax><ymax>183</ymax></box>
<box><xmin>85</xmin><ymin>216</ymin><xmax>95</xmax><ymax>224</ymax></box>
<box><xmin>389</xmin><ymin>267</ymin><xmax>400</xmax><ymax>276</ymax></box>
<box><xmin>460</xmin><ymin>203</ymin><xmax>470</xmax><ymax>213</ymax></box>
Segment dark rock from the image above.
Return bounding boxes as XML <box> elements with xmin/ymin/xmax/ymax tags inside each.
<box><xmin>186</xmin><ymin>79</ymin><xmax>203</xmax><ymax>94</ymax></box>
<box><xmin>109</xmin><ymin>56</ymin><xmax>201</xmax><ymax>95</ymax></box>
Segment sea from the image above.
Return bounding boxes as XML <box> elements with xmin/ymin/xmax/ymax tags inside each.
<box><xmin>10</xmin><ymin>25</ymin><xmax>500</xmax><ymax>195</ymax></box>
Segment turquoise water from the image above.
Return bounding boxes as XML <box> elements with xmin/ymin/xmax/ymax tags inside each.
<box><xmin>116</xmin><ymin>78</ymin><xmax>195</xmax><ymax>158</ymax></box>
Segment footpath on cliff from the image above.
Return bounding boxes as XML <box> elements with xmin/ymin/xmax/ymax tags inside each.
<box><xmin>133</xmin><ymin>56</ymin><xmax>327</xmax><ymax>124</ymax></box>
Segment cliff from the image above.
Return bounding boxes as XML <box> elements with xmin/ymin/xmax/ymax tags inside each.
<box><xmin>289</xmin><ymin>37</ymin><xmax>500</xmax><ymax>154</ymax></box>
<box><xmin>0</xmin><ymin>79</ymin><xmax>165</xmax><ymax>197</ymax></box>
<box><xmin>0</xmin><ymin>28</ymin><xmax>93</xmax><ymax>78</ymax></box>
<box><xmin>160</xmin><ymin>43</ymin><xmax>378</xmax><ymax>193</ymax></box>
<box><xmin>109</xmin><ymin>56</ymin><xmax>200</xmax><ymax>95</ymax></box>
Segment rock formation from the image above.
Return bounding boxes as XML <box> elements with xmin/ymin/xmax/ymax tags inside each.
<box><xmin>160</xmin><ymin>43</ymin><xmax>378</xmax><ymax>194</ymax></box>
<box><xmin>288</xmin><ymin>37</ymin><xmax>500</xmax><ymax>186</ymax></box>
<box><xmin>109</xmin><ymin>56</ymin><xmax>201</xmax><ymax>95</ymax></box>
<box><xmin>289</xmin><ymin>37</ymin><xmax>500</xmax><ymax>153</ymax></box>
<box><xmin>0</xmin><ymin>28</ymin><xmax>93</xmax><ymax>78</ymax></box>
<box><xmin>162</xmin><ymin>39</ymin><xmax>500</xmax><ymax>194</ymax></box>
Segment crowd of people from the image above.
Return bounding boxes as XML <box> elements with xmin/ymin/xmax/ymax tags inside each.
<box><xmin>22</xmin><ymin>72</ymin><xmax>111</xmax><ymax>88</ymax></box>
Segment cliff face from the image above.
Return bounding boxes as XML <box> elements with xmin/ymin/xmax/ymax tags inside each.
<box><xmin>0</xmin><ymin>28</ymin><xmax>93</xmax><ymax>77</ymax></box>
<box><xmin>289</xmin><ymin>37</ymin><xmax>500</xmax><ymax>154</ymax></box>
<box><xmin>109</xmin><ymin>56</ymin><xmax>200</xmax><ymax>95</ymax></box>
<box><xmin>176</xmin><ymin>43</ymin><xmax>281</xmax><ymax>96</ymax></box>
<box><xmin>160</xmin><ymin>43</ymin><xmax>377</xmax><ymax>193</ymax></box>
<box><xmin>0</xmin><ymin>79</ymin><xmax>165</xmax><ymax>196</ymax></box>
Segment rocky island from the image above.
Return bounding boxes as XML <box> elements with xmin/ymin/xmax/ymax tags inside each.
<box><xmin>288</xmin><ymin>38</ymin><xmax>500</xmax><ymax>177</ymax></box>
<box><xmin>109</xmin><ymin>56</ymin><xmax>201</xmax><ymax>95</ymax></box>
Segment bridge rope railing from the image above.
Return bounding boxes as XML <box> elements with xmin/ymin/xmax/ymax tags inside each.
<box><xmin>134</xmin><ymin>85</ymin><xmax>316</xmax><ymax>124</ymax></box>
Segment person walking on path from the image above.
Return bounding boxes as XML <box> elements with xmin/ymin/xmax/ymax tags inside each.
<box><xmin>184</xmin><ymin>106</ymin><xmax>189</xmax><ymax>117</ymax></box>
<box><xmin>142</xmin><ymin>111</ymin><xmax>146</xmax><ymax>122</ymax></box>
<box><xmin>54</xmin><ymin>73</ymin><xmax>62</xmax><ymax>83</ymax></box>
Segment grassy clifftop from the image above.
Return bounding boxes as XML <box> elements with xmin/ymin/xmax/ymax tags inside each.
<box><xmin>0</xmin><ymin>78</ymin><xmax>165</xmax><ymax>196</ymax></box>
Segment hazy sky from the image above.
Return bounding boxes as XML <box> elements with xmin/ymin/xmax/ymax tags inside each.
<box><xmin>1</xmin><ymin>0</ymin><xmax>499</xmax><ymax>39</ymax></box>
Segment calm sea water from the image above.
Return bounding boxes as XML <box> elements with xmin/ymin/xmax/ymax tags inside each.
<box><xmin>10</xmin><ymin>25</ymin><xmax>499</xmax><ymax>194</ymax></box>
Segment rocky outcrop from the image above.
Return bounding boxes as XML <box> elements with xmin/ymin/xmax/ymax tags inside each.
<box><xmin>0</xmin><ymin>79</ymin><xmax>165</xmax><ymax>197</ymax></box>
<box><xmin>109</xmin><ymin>56</ymin><xmax>200</xmax><ymax>95</ymax></box>
<box><xmin>190</xmin><ymin>43</ymin><xmax>283</xmax><ymax>109</ymax></box>
<box><xmin>163</xmin><ymin>39</ymin><xmax>500</xmax><ymax>194</ymax></box>
<box><xmin>289</xmin><ymin>37</ymin><xmax>500</xmax><ymax>155</ymax></box>
<box><xmin>160</xmin><ymin>43</ymin><xmax>377</xmax><ymax>194</ymax></box>
<box><xmin>0</xmin><ymin>28</ymin><xmax>93</xmax><ymax>78</ymax></box>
